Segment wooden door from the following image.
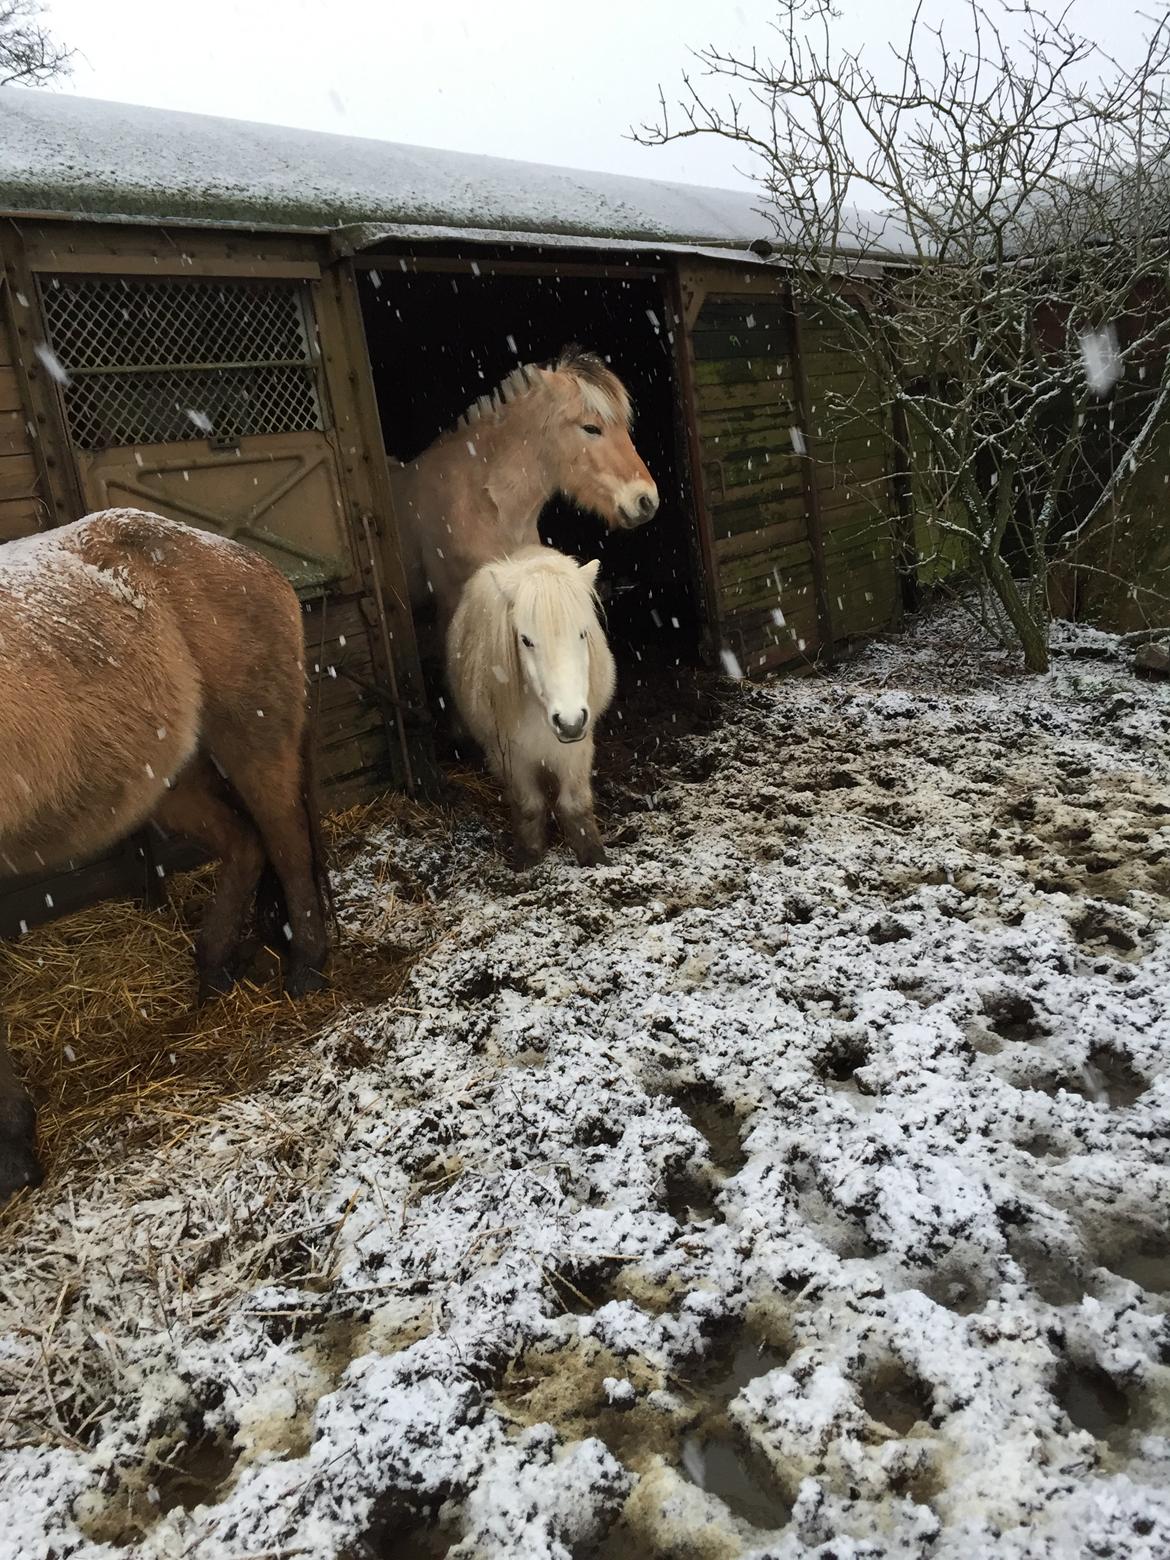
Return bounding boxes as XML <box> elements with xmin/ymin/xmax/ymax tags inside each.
<box><xmin>679</xmin><ymin>264</ymin><xmax>826</xmax><ymax>675</ymax></box>
<box><xmin>678</xmin><ymin>261</ymin><xmax>899</xmax><ymax>675</ymax></box>
<box><xmin>38</xmin><ymin>273</ymin><xmax>353</xmax><ymax>588</ymax></box>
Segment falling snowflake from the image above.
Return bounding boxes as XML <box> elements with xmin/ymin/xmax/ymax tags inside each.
<box><xmin>186</xmin><ymin>409</ymin><xmax>213</xmax><ymax>434</ymax></box>
<box><xmin>790</xmin><ymin>426</ymin><xmax>807</xmax><ymax>455</ymax></box>
<box><xmin>33</xmin><ymin>344</ymin><xmax>69</xmax><ymax>385</ymax></box>
<box><xmin>1079</xmin><ymin>325</ymin><xmax>1122</xmax><ymax>396</ymax></box>
<box><xmin>720</xmin><ymin>648</ymin><xmax>744</xmax><ymax>679</ymax></box>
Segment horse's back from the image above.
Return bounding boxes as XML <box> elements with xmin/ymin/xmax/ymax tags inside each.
<box><xmin>0</xmin><ymin>510</ymin><xmax>307</xmax><ymax>873</ymax></box>
<box><xmin>76</xmin><ymin>509</ymin><xmax>307</xmax><ymax>732</ymax></box>
<box><xmin>0</xmin><ymin>513</ymin><xmax>205</xmax><ymax>869</ymax></box>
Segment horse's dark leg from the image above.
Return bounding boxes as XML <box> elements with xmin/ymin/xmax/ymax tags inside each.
<box><xmin>152</xmin><ymin>760</ymin><xmax>266</xmax><ymax>1002</ymax></box>
<box><xmin>0</xmin><ymin>1021</ymin><xmax>42</xmax><ymax>1201</ymax></box>
<box><xmin>508</xmin><ymin>767</ymin><xmax>549</xmax><ymax>870</ymax></box>
<box><xmin>553</xmin><ymin>755</ymin><xmax>607</xmax><ymax>868</ymax></box>
<box><xmin>218</xmin><ymin>752</ymin><xmax>328</xmax><ymax>998</ymax></box>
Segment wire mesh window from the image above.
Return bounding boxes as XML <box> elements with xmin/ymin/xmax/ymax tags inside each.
<box><xmin>39</xmin><ymin>276</ymin><xmax>326</xmax><ymax>450</ymax></box>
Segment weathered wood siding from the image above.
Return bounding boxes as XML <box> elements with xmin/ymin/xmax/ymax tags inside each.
<box><xmin>682</xmin><ymin>265</ymin><xmax>901</xmax><ymax>674</ymax></box>
<box><xmin>798</xmin><ymin>300</ymin><xmax>900</xmax><ymax>642</ymax></box>
<box><xmin>690</xmin><ymin>287</ymin><xmax>824</xmax><ymax>673</ymax></box>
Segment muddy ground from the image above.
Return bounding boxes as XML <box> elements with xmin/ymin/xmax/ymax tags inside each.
<box><xmin>1</xmin><ymin>606</ymin><xmax>1168</xmax><ymax>1560</ymax></box>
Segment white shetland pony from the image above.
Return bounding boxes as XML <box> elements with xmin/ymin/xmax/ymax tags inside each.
<box><xmin>447</xmin><ymin>547</ymin><xmax>616</xmax><ymax>869</ymax></box>
<box><xmin>390</xmin><ymin>347</ymin><xmax>659</xmax><ymax>633</ymax></box>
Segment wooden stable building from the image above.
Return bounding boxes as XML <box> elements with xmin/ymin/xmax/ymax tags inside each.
<box><xmin>0</xmin><ymin>87</ymin><xmax>911</xmax><ymax>931</ymax></box>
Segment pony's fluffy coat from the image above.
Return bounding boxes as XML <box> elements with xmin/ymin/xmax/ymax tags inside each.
<box><xmin>447</xmin><ymin>547</ymin><xmax>615</xmax><ymax>867</ymax></box>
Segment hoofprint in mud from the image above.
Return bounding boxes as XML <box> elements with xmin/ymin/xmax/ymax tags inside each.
<box><xmin>1</xmin><ymin>610</ymin><xmax>1168</xmax><ymax>1559</ymax></box>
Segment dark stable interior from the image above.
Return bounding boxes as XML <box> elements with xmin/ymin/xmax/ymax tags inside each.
<box><xmin>356</xmin><ymin>261</ymin><xmax>702</xmax><ymax>685</ymax></box>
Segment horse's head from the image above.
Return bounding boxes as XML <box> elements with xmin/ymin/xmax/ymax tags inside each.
<box><xmin>491</xmin><ymin>552</ymin><xmax>603</xmax><ymax>743</ymax></box>
<box><xmin>540</xmin><ymin>347</ymin><xmax>659</xmax><ymax>531</ymax></box>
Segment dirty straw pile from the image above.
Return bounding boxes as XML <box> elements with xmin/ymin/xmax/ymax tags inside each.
<box><xmin>1</xmin><ymin>607</ymin><xmax>1168</xmax><ymax>1560</ymax></box>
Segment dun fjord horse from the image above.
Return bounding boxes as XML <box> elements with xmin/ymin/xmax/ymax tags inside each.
<box><xmin>389</xmin><ymin>346</ymin><xmax>659</xmax><ymax>632</ymax></box>
<box><xmin>0</xmin><ymin>509</ymin><xmax>331</xmax><ymax>1199</ymax></box>
<box><xmin>447</xmin><ymin>547</ymin><xmax>616</xmax><ymax>870</ymax></box>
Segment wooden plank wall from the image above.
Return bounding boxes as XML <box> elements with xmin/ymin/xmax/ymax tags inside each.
<box><xmin>798</xmin><ymin>299</ymin><xmax>900</xmax><ymax>643</ymax></box>
<box><xmin>691</xmin><ymin>292</ymin><xmax>826</xmax><ymax>673</ymax></box>
<box><xmin>688</xmin><ymin>280</ymin><xmax>903</xmax><ymax>673</ymax></box>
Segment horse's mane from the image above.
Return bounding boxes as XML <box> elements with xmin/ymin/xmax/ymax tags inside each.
<box><xmin>453</xmin><ymin>345</ymin><xmax>633</xmax><ymax>435</ymax></box>
<box><xmin>450</xmin><ymin>547</ymin><xmax>610</xmax><ymax>735</ymax></box>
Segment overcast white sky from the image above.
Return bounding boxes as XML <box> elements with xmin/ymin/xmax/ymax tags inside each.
<box><xmin>42</xmin><ymin>0</ymin><xmax>1153</xmax><ymax>191</ymax></box>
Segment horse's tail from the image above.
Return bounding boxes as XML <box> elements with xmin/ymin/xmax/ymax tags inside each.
<box><xmin>254</xmin><ymin>721</ymin><xmax>336</xmax><ymax>957</ymax></box>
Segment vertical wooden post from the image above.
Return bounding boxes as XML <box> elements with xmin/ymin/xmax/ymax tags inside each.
<box><xmin>668</xmin><ymin>264</ymin><xmax>724</xmax><ymax>664</ymax></box>
<box><xmin>889</xmin><ymin>392</ymin><xmax>921</xmax><ymax>616</ymax></box>
<box><xmin>0</xmin><ymin>230</ymin><xmax>86</xmax><ymax>526</ymax></box>
<box><xmin>315</xmin><ymin>257</ymin><xmax>436</xmax><ymax>795</ymax></box>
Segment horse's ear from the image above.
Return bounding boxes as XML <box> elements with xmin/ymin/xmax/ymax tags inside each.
<box><xmin>486</xmin><ymin>563</ymin><xmax>513</xmax><ymax>602</ymax></box>
<box><xmin>580</xmin><ymin>559</ymin><xmax>601</xmax><ymax>589</ymax></box>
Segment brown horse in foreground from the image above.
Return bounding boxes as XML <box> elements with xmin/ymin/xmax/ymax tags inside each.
<box><xmin>389</xmin><ymin>346</ymin><xmax>660</xmax><ymax>633</ymax></box>
<box><xmin>0</xmin><ymin>509</ymin><xmax>331</xmax><ymax>1199</ymax></box>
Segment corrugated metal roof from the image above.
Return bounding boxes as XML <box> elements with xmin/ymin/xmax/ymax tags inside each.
<box><xmin>0</xmin><ymin>87</ymin><xmax>909</xmax><ymax>258</ymax></box>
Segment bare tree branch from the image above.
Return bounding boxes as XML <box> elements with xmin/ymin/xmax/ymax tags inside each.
<box><xmin>633</xmin><ymin>0</ymin><xmax>1170</xmax><ymax>670</ymax></box>
<box><xmin>0</xmin><ymin>0</ymin><xmax>73</xmax><ymax>88</ymax></box>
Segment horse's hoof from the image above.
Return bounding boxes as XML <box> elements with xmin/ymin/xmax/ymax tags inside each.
<box><xmin>0</xmin><ymin>1100</ymin><xmax>43</xmax><ymax>1203</ymax></box>
<box><xmin>197</xmin><ymin>964</ymin><xmax>237</xmax><ymax>1005</ymax></box>
<box><xmin>509</xmin><ymin>851</ymin><xmax>543</xmax><ymax>873</ymax></box>
<box><xmin>577</xmin><ymin>846</ymin><xmax>609</xmax><ymax>868</ymax></box>
<box><xmin>284</xmin><ymin>963</ymin><xmax>328</xmax><ymax>999</ymax></box>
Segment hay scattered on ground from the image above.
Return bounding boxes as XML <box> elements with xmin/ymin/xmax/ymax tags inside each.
<box><xmin>0</xmin><ymin>779</ymin><xmax>500</xmax><ymax>1198</ymax></box>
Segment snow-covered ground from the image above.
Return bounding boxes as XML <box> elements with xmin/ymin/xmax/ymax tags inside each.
<box><xmin>2</xmin><ymin>609</ymin><xmax>1169</xmax><ymax>1560</ymax></box>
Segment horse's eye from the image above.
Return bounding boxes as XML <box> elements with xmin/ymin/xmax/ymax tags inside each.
<box><xmin>581</xmin><ymin>423</ymin><xmax>603</xmax><ymax>437</ymax></box>
<box><xmin>520</xmin><ymin>634</ymin><xmax>534</xmax><ymax>649</ymax></box>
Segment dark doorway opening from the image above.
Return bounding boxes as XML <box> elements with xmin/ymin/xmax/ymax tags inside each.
<box><xmin>356</xmin><ymin>259</ymin><xmax>703</xmax><ymax>683</ymax></box>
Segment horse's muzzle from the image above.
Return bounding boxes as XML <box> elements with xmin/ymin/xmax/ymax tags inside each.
<box><xmin>552</xmin><ymin>709</ymin><xmax>589</xmax><ymax>742</ymax></box>
<box><xmin>619</xmin><ymin>491</ymin><xmax>660</xmax><ymax>527</ymax></box>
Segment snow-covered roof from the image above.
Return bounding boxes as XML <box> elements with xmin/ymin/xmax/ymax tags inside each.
<box><xmin>0</xmin><ymin>87</ymin><xmax>906</xmax><ymax>259</ymax></box>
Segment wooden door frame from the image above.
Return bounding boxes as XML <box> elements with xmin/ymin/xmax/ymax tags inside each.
<box><xmin>348</xmin><ymin>244</ymin><xmax>720</xmax><ymax>671</ymax></box>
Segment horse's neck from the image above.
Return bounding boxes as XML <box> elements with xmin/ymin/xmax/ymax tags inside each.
<box><xmin>419</xmin><ymin>399</ymin><xmax>555</xmax><ymax>537</ymax></box>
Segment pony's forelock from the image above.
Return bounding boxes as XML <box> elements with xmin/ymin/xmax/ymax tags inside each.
<box><xmin>553</xmin><ymin>345</ymin><xmax>632</xmax><ymax>428</ymax></box>
<box><xmin>511</xmin><ymin>552</ymin><xmax>601</xmax><ymax>644</ymax></box>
